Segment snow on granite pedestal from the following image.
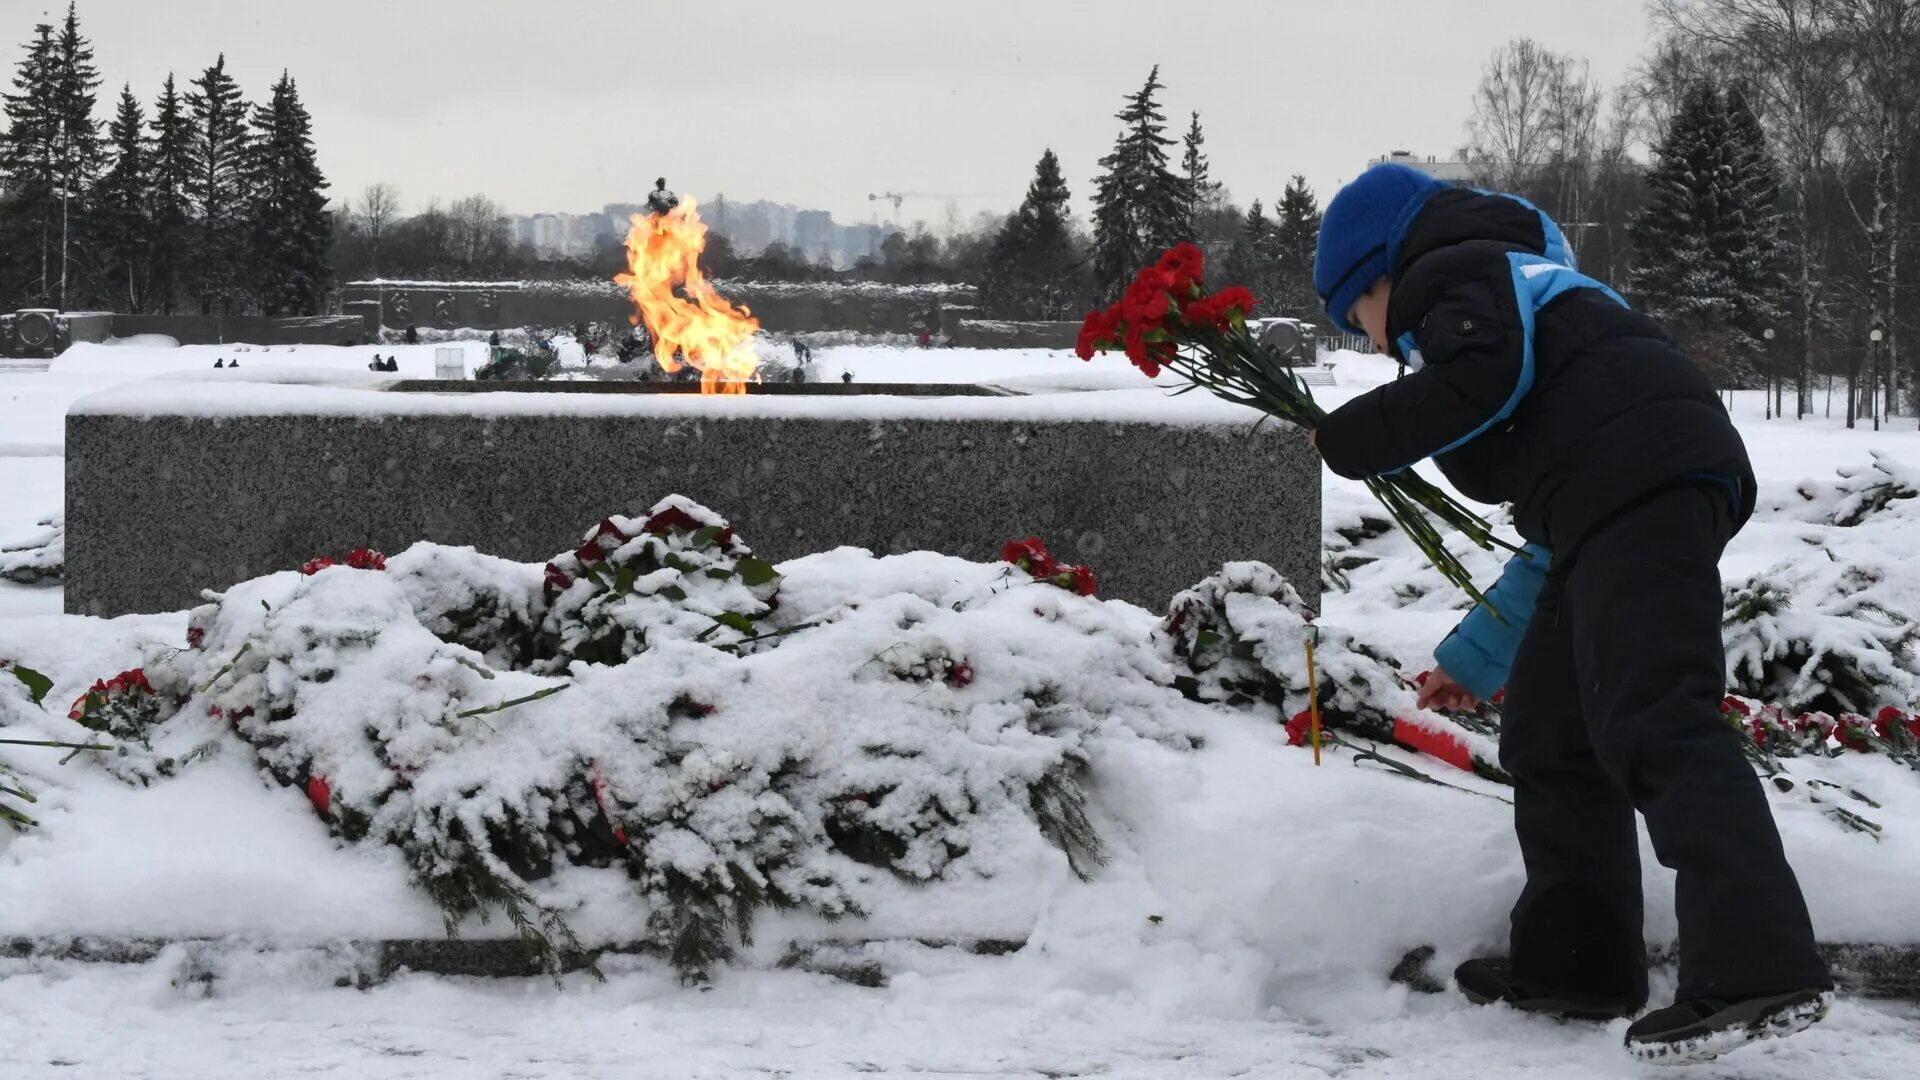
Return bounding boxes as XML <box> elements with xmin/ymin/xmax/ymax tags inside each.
<box><xmin>65</xmin><ymin>370</ymin><xmax>1320</xmax><ymax>616</ymax></box>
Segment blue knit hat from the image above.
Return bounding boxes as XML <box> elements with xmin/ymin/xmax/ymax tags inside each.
<box><xmin>1314</xmin><ymin>163</ymin><xmax>1449</xmax><ymax>335</ymax></box>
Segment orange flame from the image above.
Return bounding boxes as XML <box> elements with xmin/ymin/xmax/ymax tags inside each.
<box><xmin>614</xmin><ymin>199</ymin><xmax>761</xmax><ymax>394</ymax></box>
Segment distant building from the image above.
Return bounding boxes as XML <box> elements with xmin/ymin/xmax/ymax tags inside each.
<box><xmin>1368</xmin><ymin>150</ymin><xmax>1478</xmax><ymax>183</ymax></box>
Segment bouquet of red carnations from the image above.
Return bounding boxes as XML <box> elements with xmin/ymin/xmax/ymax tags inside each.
<box><xmin>1077</xmin><ymin>243</ymin><xmax>1522</xmax><ymax>613</ymax></box>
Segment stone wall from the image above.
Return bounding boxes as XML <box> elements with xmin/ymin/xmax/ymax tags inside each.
<box><xmin>67</xmin><ymin>391</ymin><xmax>1319</xmax><ymax>617</ymax></box>
<box><xmin>336</xmin><ymin>281</ymin><xmax>975</xmax><ymax>337</ymax></box>
<box><xmin>107</xmin><ymin>314</ymin><xmax>367</xmax><ymax>346</ymax></box>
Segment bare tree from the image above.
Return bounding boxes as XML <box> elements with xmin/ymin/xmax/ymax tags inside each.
<box><xmin>1465</xmin><ymin>39</ymin><xmax>1605</xmax><ymax>254</ymax></box>
<box><xmin>447</xmin><ymin>194</ymin><xmax>509</xmax><ymax>270</ymax></box>
<box><xmin>355</xmin><ymin>182</ymin><xmax>400</xmax><ymax>277</ymax></box>
<box><xmin>1653</xmin><ymin>0</ymin><xmax>1849</xmax><ymax>417</ymax></box>
<box><xmin>1465</xmin><ymin>39</ymin><xmax>1565</xmax><ymax>194</ymax></box>
<box><xmin>1829</xmin><ymin>0</ymin><xmax>1920</xmax><ymax>420</ymax></box>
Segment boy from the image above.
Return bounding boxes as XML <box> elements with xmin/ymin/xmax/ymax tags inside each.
<box><xmin>1309</xmin><ymin>163</ymin><xmax>1832</xmax><ymax>1063</ymax></box>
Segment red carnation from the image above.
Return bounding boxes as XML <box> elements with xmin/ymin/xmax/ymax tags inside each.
<box><xmin>1836</xmin><ymin>714</ymin><xmax>1872</xmax><ymax>752</ymax></box>
<box><xmin>1286</xmin><ymin>709</ymin><xmax>1317</xmax><ymax>747</ymax></box>
<box><xmin>1183</xmin><ymin>286</ymin><xmax>1258</xmax><ymax>332</ymax></box>
<box><xmin>345</xmin><ymin>548</ymin><xmax>387</xmax><ymax>571</ymax></box>
<box><xmin>947</xmin><ymin>660</ymin><xmax>975</xmax><ymax>688</ymax></box>
<box><xmin>300</xmin><ymin>557</ymin><xmax>338</xmax><ymax>576</ymax></box>
<box><xmin>573</xmin><ymin>540</ymin><xmax>605</xmax><ymax>564</ymax></box>
<box><xmin>1002</xmin><ymin>537</ymin><xmax>1058</xmax><ymax>578</ymax></box>
<box><xmin>644</xmin><ymin>506</ymin><xmax>703</xmax><ymax>534</ymax></box>
<box><xmin>1076</xmin><ymin>307</ymin><xmax>1121</xmax><ymax>361</ymax></box>
<box><xmin>543</xmin><ymin>564</ymin><xmax>573</xmax><ymax>595</ymax></box>
<box><xmin>591</xmin><ymin>768</ymin><xmax>629</xmax><ymax>846</ymax></box>
<box><xmin>1722</xmin><ymin>695</ymin><xmax>1752</xmax><ymax>718</ymax></box>
<box><xmin>306</xmin><ymin>775</ymin><xmax>331</xmax><ymax>817</ymax></box>
<box><xmin>1490</xmin><ymin>688</ymin><xmax>1507</xmax><ymax>706</ymax></box>
<box><xmin>1155</xmin><ymin>242</ymin><xmax>1206</xmax><ymax>293</ymax></box>
<box><xmin>1872</xmin><ymin>705</ymin><xmax>1917</xmax><ymax>744</ymax></box>
<box><xmin>186</xmin><ymin>625</ymin><xmax>205</xmax><ymax>649</ymax></box>
<box><xmin>1070</xmin><ymin>564</ymin><xmax>1098</xmax><ymax>597</ymax></box>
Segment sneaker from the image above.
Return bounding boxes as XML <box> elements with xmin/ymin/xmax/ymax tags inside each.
<box><xmin>1454</xmin><ymin>957</ymin><xmax>1644</xmax><ymax>1021</ymax></box>
<box><xmin>1624</xmin><ymin>989</ymin><xmax>1834</xmax><ymax>1065</ymax></box>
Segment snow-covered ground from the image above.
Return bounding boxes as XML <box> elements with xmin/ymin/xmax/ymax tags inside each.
<box><xmin>3</xmin><ymin>341</ymin><xmax>1920</xmax><ymax>1078</ymax></box>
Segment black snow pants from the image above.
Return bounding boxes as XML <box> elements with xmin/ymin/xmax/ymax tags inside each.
<box><xmin>1500</xmin><ymin>481</ymin><xmax>1832</xmax><ymax>1002</ymax></box>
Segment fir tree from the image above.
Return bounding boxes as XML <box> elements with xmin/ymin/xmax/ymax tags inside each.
<box><xmin>47</xmin><ymin>2</ymin><xmax>102</xmax><ymax>308</ymax></box>
<box><xmin>0</xmin><ymin>22</ymin><xmax>59</xmax><ymax>303</ymax></box>
<box><xmin>1271</xmin><ymin>175</ymin><xmax>1323</xmax><ymax>323</ymax></box>
<box><xmin>248</xmin><ymin>72</ymin><xmax>331</xmax><ymax>315</ymax></box>
<box><xmin>1227</xmin><ymin>199</ymin><xmax>1269</xmax><ymax>290</ymax></box>
<box><xmin>1091</xmin><ymin>67</ymin><xmax>1188</xmax><ymax>294</ymax></box>
<box><xmin>148</xmin><ymin>75</ymin><xmax>193</xmax><ymax>314</ymax></box>
<box><xmin>1722</xmin><ymin>85</ymin><xmax>1793</xmax><ymax>341</ymax></box>
<box><xmin>95</xmin><ymin>84</ymin><xmax>150</xmax><ymax>310</ymax></box>
<box><xmin>1629</xmin><ymin>79</ymin><xmax>1747</xmax><ymax>377</ymax></box>
<box><xmin>982</xmin><ymin>148</ymin><xmax>1081</xmax><ymax>319</ymax></box>
<box><xmin>1180</xmin><ymin>111</ymin><xmax>1221</xmax><ymax>231</ymax></box>
<box><xmin>185</xmin><ymin>55</ymin><xmax>251</xmax><ymax>315</ymax></box>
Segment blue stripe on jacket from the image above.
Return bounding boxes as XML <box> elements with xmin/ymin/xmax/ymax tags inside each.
<box><xmin>1433</xmin><ymin>543</ymin><xmax>1553</xmax><ymax>700</ymax></box>
<box><xmin>1423</xmin><ymin>254</ymin><xmax>1628</xmax><ymax>461</ymax></box>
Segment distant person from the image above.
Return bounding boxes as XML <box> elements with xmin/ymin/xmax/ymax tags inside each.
<box><xmin>488</xmin><ymin>330</ymin><xmax>501</xmax><ymax>348</ymax></box>
<box><xmin>214</xmin><ymin>358</ymin><xmax>225</xmax><ymax>368</ymax></box>
<box><xmin>917</xmin><ymin>332</ymin><xmax>932</xmax><ymax>349</ymax></box>
<box><xmin>228</xmin><ymin>358</ymin><xmax>239</xmax><ymax>368</ymax></box>
<box><xmin>792</xmin><ymin>338</ymin><xmax>813</xmax><ymax>365</ymax></box>
<box><xmin>646</xmin><ymin>177</ymin><xmax>679</xmax><ymax>216</ymax></box>
<box><xmin>368</xmin><ymin>356</ymin><xmax>381</xmax><ymax>372</ymax></box>
<box><xmin>404</xmin><ymin>325</ymin><xmax>419</xmax><ymax>345</ymax></box>
<box><xmin>840</xmin><ymin>370</ymin><xmax>853</xmax><ymax>384</ymax></box>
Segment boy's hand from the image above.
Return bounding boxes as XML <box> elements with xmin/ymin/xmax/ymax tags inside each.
<box><xmin>1417</xmin><ymin>667</ymin><xmax>1480</xmax><ymax>712</ymax></box>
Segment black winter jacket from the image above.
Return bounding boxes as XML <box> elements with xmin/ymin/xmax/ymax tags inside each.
<box><xmin>1315</xmin><ymin>187</ymin><xmax>1754</xmax><ymax>556</ymax></box>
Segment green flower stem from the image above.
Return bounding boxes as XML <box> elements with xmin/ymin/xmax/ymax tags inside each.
<box><xmin>0</xmin><ymin>783</ymin><xmax>36</xmax><ymax>803</ymax></box>
<box><xmin>1149</xmin><ymin>326</ymin><xmax>1524</xmax><ymax>617</ymax></box>
<box><xmin>199</xmin><ymin>642</ymin><xmax>255</xmax><ymax>693</ymax></box>
<box><xmin>0</xmin><ymin>737</ymin><xmax>112</xmax><ymax>751</ymax></box>
<box><xmin>456</xmin><ymin>684</ymin><xmax>569</xmax><ymax>720</ymax></box>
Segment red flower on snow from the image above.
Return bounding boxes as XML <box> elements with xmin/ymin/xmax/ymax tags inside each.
<box><xmin>1872</xmin><ymin>705</ymin><xmax>1920</xmax><ymax>744</ymax></box>
<box><xmin>302</xmin><ymin>548</ymin><xmax>387</xmax><ymax>575</ymax></box>
<box><xmin>68</xmin><ymin>668</ymin><xmax>155</xmax><ymax>722</ymax></box>
<box><xmin>644</xmin><ymin>506</ymin><xmax>702</xmax><ymax>535</ymax></box>
<box><xmin>1003</xmin><ymin>537</ymin><xmax>1058</xmax><ymax>578</ymax></box>
<box><xmin>345</xmin><ymin>548</ymin><xmax>387</xmax><ymax>571</ymax></box>
<box><xmin>1069</xmin><ymin>564</ymin><xmax>1098</xmax><ymax>597</ymax></box>
<box><xmin>1836</xmin><ymin>714</ymin><xmax>1873</xmax><ymax>752</ymax></box>
<box><xmin>1286</xmin><ymin>709</ymin><xmax>1318</xmax><ymax>747</ymax></box>
<box><xmin>306</xmin><ymin>775</ymin><xmax>331</xmax><ymax>817</ymax></box>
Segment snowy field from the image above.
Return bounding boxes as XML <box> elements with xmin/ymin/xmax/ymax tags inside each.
<box><xmin>3</xmin><ymin>342</ymin><xmax>1920</xmax><ymax>1078</ymax></box>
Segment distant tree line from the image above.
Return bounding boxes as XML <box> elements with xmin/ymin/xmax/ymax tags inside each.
<box><xmin>1458</xmin><ymin>5</ymin><xmax>1920</xmax><ymax>422</ymax></box>
<box><xmin>0</xmin><ymin>3</ymin><xmax>331</xmax><ymax>316</ymax></box>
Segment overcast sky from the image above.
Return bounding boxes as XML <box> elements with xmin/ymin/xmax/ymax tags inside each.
<box><xmin>5</xmin><ymin>0</ymin><xmax>1657</xmax><ymax>227</ymax></box>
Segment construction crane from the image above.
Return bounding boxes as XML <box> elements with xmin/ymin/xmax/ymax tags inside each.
<box><xmin>866</xmin><ymin>191</ymin><xmax>1005</xmax><ymax>221</ymax></box>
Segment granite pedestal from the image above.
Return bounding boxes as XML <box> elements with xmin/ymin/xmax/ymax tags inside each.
<box><xmin>66</xmin><ymin>380</ymin><xmax>1320</xmax><ymax>617</ymax></box>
